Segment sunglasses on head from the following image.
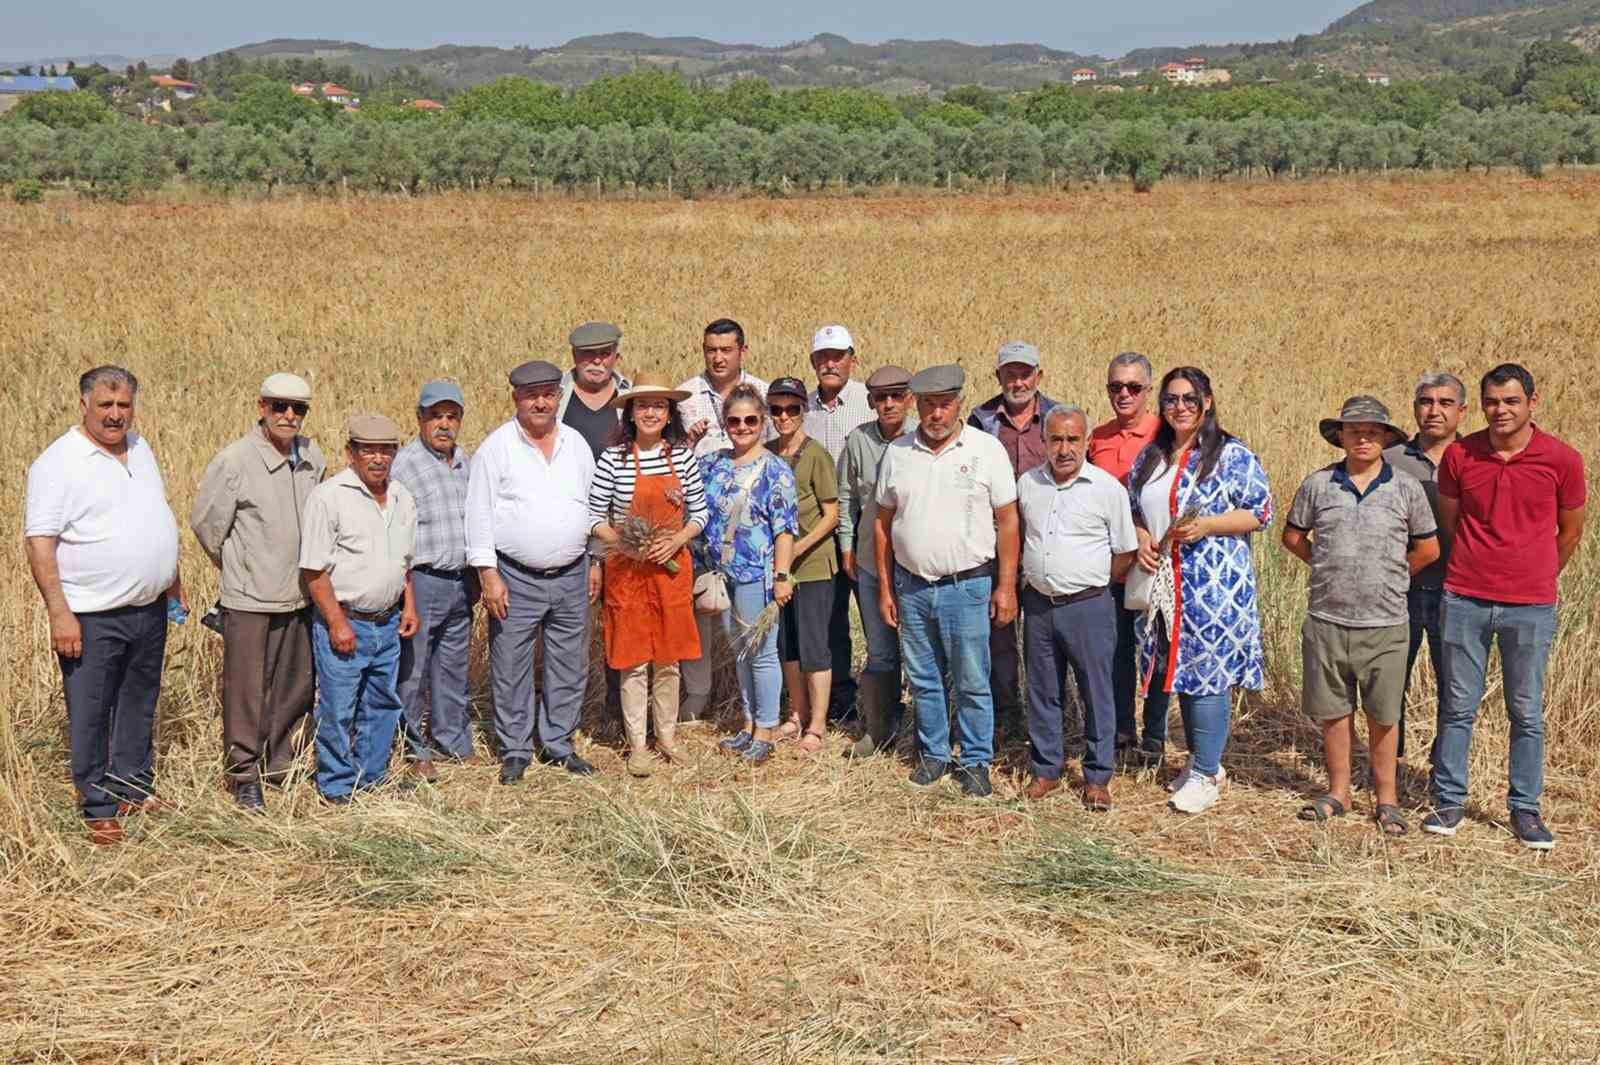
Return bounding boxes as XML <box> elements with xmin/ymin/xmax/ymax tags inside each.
<box><xmin>269</xmin><ymin>400</ymin><xmax>309</xmax><ymax>416</ymax></box>
<box><xmin>725</xmin><ymin>414</ymin><xmax>762</xmax><ymax>429</ymax></box>
<box><xmin>1107</xmin><ymin>382</ymin><xmax>1146</xmax><ymax>396</ymax></box>
<box><xmin>1160</xmin><ymin>392</ymin><xmax>1203</xmax><ymax>411</ymax></box>
<box><xmin>769</xmin><ymin>404</ymin><xmax>804</xmax><ymax>418</ymax></box>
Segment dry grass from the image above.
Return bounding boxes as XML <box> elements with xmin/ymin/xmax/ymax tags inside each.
<box><xmin>2</xmin><ymin>175</ymin><xmax>1599</xmax><ymax>1063</ymax></box>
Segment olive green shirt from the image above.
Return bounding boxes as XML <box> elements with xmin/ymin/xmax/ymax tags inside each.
<box><xmin>767</xmin><ymin>437</ymin><xmax>838</xmax><ymax>584</ymax></box>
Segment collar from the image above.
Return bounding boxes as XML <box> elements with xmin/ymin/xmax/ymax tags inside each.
<box><xmin>1331</xmin><ymin>459</ymin><xmax>1393</xmax><ymax>501</ymax></box>
<box><xmin>251</xmin><ymin>424</ymin><xmax>303</xmax><ymax>471</ymax></box>
<box><xmin>696</xmin><ymin>370</ymin><xmax>754</xmax><ymax>396</ymax></box>
<box><xmin>334</xmin><ymin>465</ymin><xmax>389</xmax><ymax>505</ymax></box>
<box><xmin>912</xmin><ymin>424</ymin><xmax>966</xmax><ymax>455</ymax></box>
<box><xmin>417</xmin><ymin>436</ymin><xmax>465</xmax><ymax>468</ymax></box>
<box><xmin>1107</xmin><ymin>411</ymin><xmax>1159</xmax><ymax>437</ymax></box>
<box><xmin>515</xmin><ymin>419</ymin><xmax>567</xmax><ymax>456</ymax></box>
<box><xmin>811</xmin><ymin>378</ymin><xmax>862</xmax><ymax>411</ymax></box>
<box><xmin>70</xmin><ymin>425</ymin><xmax>139</xmax><ymax>460</ymax></box>
<box><xmin>871</xmin><ymin>419</ymin><xmax>913</xmax><ymax>444</ymax></box>
<box><xmin>1038</xmin><ymin>462</ymin><xmax>1093</xmax><ymax>490</ymax></box>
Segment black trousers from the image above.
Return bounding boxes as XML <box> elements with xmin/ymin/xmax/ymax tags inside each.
<box><xmin>60</xmin><ymin>600</ymin><xmax>167</xmax><ymax>820</ymax></box>
<box><xmin>1110</xmin><ymin>583</ymin><xmax>1140</xmax><ymax>741</ymax></box>
<box><xmin>828</xmin><ymin>560</ymin><xmax>858</xmax><ymax>704</ymax></box>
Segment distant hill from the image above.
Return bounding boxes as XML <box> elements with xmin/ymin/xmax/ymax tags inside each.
<box><xmin>1328</xmin><ymin>0</ymin><xmax>1551</xmax><ymax>33</ymax></box>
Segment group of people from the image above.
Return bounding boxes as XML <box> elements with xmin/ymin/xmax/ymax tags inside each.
<box><xmin>23</xmin><ymin>325</ymin><xmax>1586</xmax><ymax>851</ymax></box>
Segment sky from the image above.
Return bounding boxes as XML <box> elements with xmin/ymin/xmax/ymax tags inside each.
<box><xmin>5</xmin><ymin>0</ymin><xmax>1361</xmax><ymax>63</ymax></box>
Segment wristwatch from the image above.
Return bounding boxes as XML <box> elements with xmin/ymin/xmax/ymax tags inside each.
<box><xmin>774</xmin><ymin>571</ymin><xmax>791</xmax><ymax>583</ymax></box>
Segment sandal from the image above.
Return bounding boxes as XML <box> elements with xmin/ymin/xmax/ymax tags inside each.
<box><xmin>1374</xmin><ymin>804</ymin><xmax>1409</xmax><ymax>838</ymax></box>
<box><xmin>797</xmin><ymin>730</ymin><xmax>826</xmax><ymax>755</ymax></box>
<box><xmin>776</xmin><ymin>718</ymin><xmax>801</xmax><ymax>741</ymax></box>
<box><xmin>1297</xmin><ymin>794</ymin><xmax>1347</xmax><ymax>823</ymax></box>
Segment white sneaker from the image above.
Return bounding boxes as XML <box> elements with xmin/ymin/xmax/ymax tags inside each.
<box><xmin>1169</xmin><ymin>769</ymin><xmax>1222</xmax><ymax>814</ymax></box>
<box><xmin>1167</xmin><ymin>761</ymin><xmax>1225</xmax><ymax>794</ymax></box>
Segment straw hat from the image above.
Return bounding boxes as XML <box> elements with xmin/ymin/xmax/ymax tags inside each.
<box><xmin>611</xmin><ymin>374</ymin><xmax>690</xmax><ymax>408</ymax></box>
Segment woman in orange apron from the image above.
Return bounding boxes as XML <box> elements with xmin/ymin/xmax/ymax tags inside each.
<box><xmin>587</xmin><ymin>376</ymin><xmax>707</xmax><ymax>777</ymax></box>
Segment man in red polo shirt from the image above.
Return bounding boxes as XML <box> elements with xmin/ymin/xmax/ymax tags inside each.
<box><xmin>1424</xmin><ymin>363</ymin><xmax>1586</xmax><ymax>850</ymax></box>
<box><xmin>1088</xmin><ymin>352</ymin><xmax>1161</xmax><ymax>762</ymax></box>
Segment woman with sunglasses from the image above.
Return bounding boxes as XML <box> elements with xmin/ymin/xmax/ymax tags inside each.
<box><xmin>764</xmin><ymin>377</ymin><xmax>841</xmax><ymax>754</ymax></box>
<box><xmin>588</xmin><ymin>376</ymin><xmax>707</xmax><ymax>777</ymax></box>
<box><xmin>1127</xmin><ymin>366</ymin><xmax>1273</xmax><ymax>814</ymax></box>
<box><xmin>699</xmin><ymin>384</ymin><xmax>798</xmax><ymax>765</ymax></box>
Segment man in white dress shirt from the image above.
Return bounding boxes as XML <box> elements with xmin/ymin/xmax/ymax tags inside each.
<box><xmin>468</xmin><ymin>359</ymin><xmax>600</xmax><ymax>782</ymax></box>
<box><xmin>1016</xmin><ymin>406</ymin><xmax>1138</xmax><ymax>812</ymax></box>
<box><xmin>24</xmin><ymin>366</ymin><xmax>185</xmax><ymax>844</ymax></box>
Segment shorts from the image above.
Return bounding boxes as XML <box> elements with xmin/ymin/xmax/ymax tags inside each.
<box><xmin>778</xmin><ymin>578</ymin><xmax>835</xmax><ymax>671</ymax></box>
<box><xmin>1301</xmin><ymin>616</ymin><xmax>1409</xmax><ymax>725</ymax></box>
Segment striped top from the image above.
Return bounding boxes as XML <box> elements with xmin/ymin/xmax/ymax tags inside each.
<box><xmin>587</xmin><ymin>442</ymin><xmax>710</xmax><ymax>531</ymax></box>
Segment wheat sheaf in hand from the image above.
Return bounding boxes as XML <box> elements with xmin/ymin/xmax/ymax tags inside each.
<box><xmin>609</xmin><ymin>515</ymin><xmax>681</xmax><ymax>575</ymax></box>
<box><xmin>1147</xmin><ymin>504</ymin><xmax>1203</xmax><ymax>637</ymax></box>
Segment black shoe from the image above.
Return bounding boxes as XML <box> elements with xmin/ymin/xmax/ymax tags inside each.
<box><xmin>908</xmin><ymin>757</ymin><xmax>949</xmax><ymax>789</ymax></box>
<box><xmin>320</xmin><ymin>791</ymin><xmax>352</xmax><ymax>807</ymax></box>
<box><xmin>953</xmin><ymin>764</ymin><xmax>993</xmax><ymax>799</ymax></box>
<box><xmin>1509</xmin><ymin>810</ymin><xmax>1555</xmax><ymax>851</ymax></box>
<box><xmin>499</xmin><ymin>756</ymin><xmax>530</xmax><ymax>785</ymax></box>
<box><xmin>1421</xmin><ymin>806</ymin><xmax>1464</xmax><ymax>836</ymax></box>
<box><xmin>538</xmin><ymin>750</ymin><xmax>597</xmax><ymax>776</ymax></box>
<box><xmin>234</xmin><ymin>781</ymin><xmax>266</xmax><ymax>812</ymax></box>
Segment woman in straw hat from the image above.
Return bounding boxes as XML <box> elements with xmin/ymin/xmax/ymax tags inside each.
<box><xmin>588</xmin><ymin>376</ymin><xmax>707</xmax><ymax>777</ymax></box>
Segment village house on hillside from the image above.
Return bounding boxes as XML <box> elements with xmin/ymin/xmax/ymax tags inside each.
<box><xmin>149</xmin><ymin>74</ymin><xmax>198</xmax><ymax>99</ymax></box>
<box><xmin>291</xmin><ymin>81</ymin><xmax>360</xmax><ymax>107</ymax></box>
<box><xmin>1365</xmin><ymin>71</ymin><xmax>1391</xmax><ymax>86</ymax></box>
<box><xmin>1071</xmin><ymin>67</ymin><xmax>1097</xmax><ymax>83</ymax></box>
<box><xmin>410</xmin><ymin>98</ymin><xmax>445</xmax><ymax>111</ymax></box>
<box><xmin>0</xmin><ymin>73</ymin><xmax>78</xmax><ymax>114</ymax></box>
<box><xmin>1159</xmin><ymin>57</ymin><xmax>1232</xmax><ymax>87</ymax></box>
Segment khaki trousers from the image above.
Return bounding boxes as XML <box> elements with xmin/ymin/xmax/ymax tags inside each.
<box><xmin>222</xmin><ymin>608</ymin><xmax>315</xmax><ymax>785</ymax></box>
<box><xmin>620</xmin><ymin>662</ymin><xmax>679</xmax><ymax>753</ymax></box>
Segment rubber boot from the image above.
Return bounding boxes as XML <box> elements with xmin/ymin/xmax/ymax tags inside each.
<box><xmin>848</xmin><ymin>672</ymin><xmax>893</xmax><ymax>758</ymax></box>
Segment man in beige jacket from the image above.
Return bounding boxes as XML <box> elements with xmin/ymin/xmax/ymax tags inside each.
<box><xmin>191</xmin><ymin>373</ymin><xmax>326</xmax><ymax>810</ymax></box>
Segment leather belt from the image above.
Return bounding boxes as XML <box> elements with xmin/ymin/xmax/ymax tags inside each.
<box><xmin>497</xmin><ymin>551</ymin><xmax>585</xmax><ymax>580</ymax></box>
<box><xmin>899</xmin><ymin>562</ymin><xmax>993</xmax><ymax>586</ymax></box>
<box><xmin>415</xmin><ymin>565</ymin><xmax>466</xmax><ymax>581</ymax></box>
<box><xmin>341</xmin><ymin>601</ymin><xmax>401</xmax><ymax>624</ymax></box>
<box><xmin>1027</xmin><ymin>584</ymin><xmax>1108</xmax><ymax>607</ymax></box>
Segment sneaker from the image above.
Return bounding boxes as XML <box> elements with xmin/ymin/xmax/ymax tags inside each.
<box><xmin>953</xmin><ymin>764</ymin><xmax>993</xmax><ymax>799</ymax></box>
<box><xmin>1509</xmin><ymin>810</ymin><xmax>1555</xmax><ymax>851</ymax></box>
<box><xmin>1168</xmin><ymin>769</ymin><xmax>1221</xmax><ymax>814</ymax></box>
<box><xmin>908</xmin><ymin>757</ymin><xmax>950</xmax><ymax>789</ymax></box>
<box><xmin>740</xmin><ymin>739</ymin><xmax>774</xmax><ymax>765</ymax></box>
<box><xmin>1421</xmin><ymin>807</ymin><xmax>1464</xmax><ymax>836</ymax></box>
<box><xmin>719</xmin><ymin>730</ymin><xmax>753</xmax><ymax>753</ymax></box>
<box><xmin>1166</xmin><ymin>760</ymin><xmax>1225</xmax><ymax>795</ymax></box>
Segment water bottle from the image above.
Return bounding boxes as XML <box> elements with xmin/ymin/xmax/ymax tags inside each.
<box><xmin>167</xmin><ymin>597</ymin><xmax>189</xmax><ymax>625</ymax></box>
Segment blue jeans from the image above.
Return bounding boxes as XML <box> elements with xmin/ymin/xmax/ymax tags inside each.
<box><xmin>1430</xmin><ymin>592</ymin><xmax>1557</xmax><ymax>814</ymax></box>
<box><xmin>854</xmin><ymin>568</ymin><xmax>902</xmax><ymax>676</ymax></box>
<box><xmin>894</xmin><ymin>565</ymin><xmax>994</xmax><ymax>768</ymax></box>
<box><xmin>1140</xmin><ymin>618</ymin><xmax>1231</xmax><ymax>775</ymax></box>
<box><xmin>1401</xmin><ymin>586</ymin><xmax>1444</xmax><ymax>762</ymax></box>
<box><xmin>312</xmin><ymin>613</ymin><xmax>403</xmax><ymax>798</ymax></box>
<box><xmin>725</xmin><ymin>580</ymin><xmax>782</xmax><ymax>729</ymax></box>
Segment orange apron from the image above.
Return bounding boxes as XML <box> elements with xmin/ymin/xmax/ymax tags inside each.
<box><xmin>602</xmin><ymin>445</ymin><xmax>703</xmax><ymax>671</ymax></box>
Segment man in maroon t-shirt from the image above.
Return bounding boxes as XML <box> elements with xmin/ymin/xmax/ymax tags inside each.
<box><xmin>1424</xmin><ymin>363</ymin><xmax>1586</xmax><ymax>850</ymax></box>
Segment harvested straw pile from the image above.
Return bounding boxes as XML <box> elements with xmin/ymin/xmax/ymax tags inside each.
<box><xmin>2</xmin><ymin>177</ymin><xmax>1599</xmax><ymax>1062</ymax></box>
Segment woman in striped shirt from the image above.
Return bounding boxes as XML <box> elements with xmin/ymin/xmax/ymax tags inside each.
<box><xmin>588</xmin><ymin>376</ymin><xmax>709</xmax><ymax>777</ymax></box>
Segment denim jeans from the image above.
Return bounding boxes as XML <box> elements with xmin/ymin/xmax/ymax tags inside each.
<box><xmin>312</xmin><ymin>613</ymin><xmax>403</xmax><ymax>798</ymax></box>
<box><xmin>725</xmin><ymin>580</ymin><xmax>782</xmax><ymax>729</ymax></box>
<box><xmin>1139</xmin><ymin>619</ymin><xmax>1231</xmax><ymax>774</ymax></box>
<box><xmin>1401</xmin><ymin>586</ymin><xmax>1444</xmax><ymax>762</ymax></box>
<box><xmin>894</xmin><ymin>565</ymin><xmax>994</xmax><ymax>768</ymax></box>
<box><xmin>854</xmin><ymin>568</ymin><xmax>902</xmax><ymax>676</ymax></box>
<box><xmin>1430</xmin><ymin>592</ymin><xmax>1557</xmax><ymax>814</ymax></box>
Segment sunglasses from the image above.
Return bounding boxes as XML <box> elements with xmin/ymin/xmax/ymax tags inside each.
<box><xmin>769</xmin><ymin>404</ymin><xmax>804</xmax><ymax>418</ymax></box>
<box><xmin>1107</xmin><ymin>382</ymin><xmax>1146</xmax><ymax>396</ymax></box>
<box><xmin>869</xmin><ymin>390</ymin><xmax>909</xmax><ymax>403</ymax></box>
<box><xmin>725</xmin><ymin>414</ymin><xmax>762</xmax><ymax>429</ymax></box>
<box><xmin>269</xmin><ymin>400</ymin><xmax>309</xmax><ymax>416</ymax></box>
<box><xmin>1160</xmin><ymin>393</ymin><xmax>1203</xmax><ymax>411</ymax></box>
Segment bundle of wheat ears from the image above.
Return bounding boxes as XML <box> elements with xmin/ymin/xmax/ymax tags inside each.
<box><xmin>611</xmin><ymin>515</ymin><xmax>681</xmax><ymax>575</ymax></box>
<box><xmin>1146</xmin><ymin>504</ymin><xmax>1202</xmax><ymax>638</ymax></box>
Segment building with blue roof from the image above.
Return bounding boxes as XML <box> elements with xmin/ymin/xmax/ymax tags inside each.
<box><xmin>0</xmin><ymin>75</ymin><xmax>81</xmax><ymax>114</ymax></box>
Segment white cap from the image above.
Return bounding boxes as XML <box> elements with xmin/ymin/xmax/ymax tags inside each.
<box><xmin>260</xmin><ymin>372</ymin><xmax>312</xmax><ymax>402</ymax></box>
<box><xmin>810</xmin><ymin>324</ymin><xmax>855</xmax><ymax>354</ymax></box>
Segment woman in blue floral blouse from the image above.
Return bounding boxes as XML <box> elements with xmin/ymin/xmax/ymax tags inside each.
<box><xmin>698</xmin><ymin>384</ymin><xmax>799</xmax><ymax>765</ymax></box>
<box><xmin>1128</xmin><ymin>366</ymin><xmax>1273</xmax><ymax>816</ymax></box>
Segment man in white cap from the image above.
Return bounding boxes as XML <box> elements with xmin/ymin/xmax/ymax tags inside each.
<box><xmin>805</xmin><ymin>324</ymin><xmax>875</xmax><ymax>721</ymax></box>
<box><xmin>26</xmin><ymin>366</ymin><xmax>185</xmax><ymax>844</ymax></box>
<box><xmin>967</xmin><ymin>341</ymin><xmax>1061</xmax><ymax>741</ymax></box>
<box><xmin>390</xmin><ymin>380</ymin><xmax>476</xmax><ymax>781</ymax></box>
<box><xmin>192</xmin><ymin>372</ymin><xmax>327</xmax><ymax>810</ymax></box>
<box><xmin>300</xmin><ymin>414</ymin><xmax>419</xmax><ymax>804</ymax></box>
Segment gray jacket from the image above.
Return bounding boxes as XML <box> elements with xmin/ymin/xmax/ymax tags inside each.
<box><xmin>835</xmin><ymin>417</ymin><xmax>917</xmax><ymax>574</ymax></box>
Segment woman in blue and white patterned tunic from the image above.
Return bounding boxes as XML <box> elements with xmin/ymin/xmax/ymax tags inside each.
<box><xmin>1128</xmin><ymin>366</ymin><xmax>1273</xmax><ymax>815</ymax></box>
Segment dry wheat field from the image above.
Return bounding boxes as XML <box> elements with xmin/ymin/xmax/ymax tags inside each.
<box><xmin>2</xmin><ymin>176</ymin><xmax>1599</xmax><ymax>1064</ymax></box>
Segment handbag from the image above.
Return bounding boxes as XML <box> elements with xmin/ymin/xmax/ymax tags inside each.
<box><xmin>693</xmin><ymin>458</ymin><xmax>763</xmax><ymax>615</ymax></box>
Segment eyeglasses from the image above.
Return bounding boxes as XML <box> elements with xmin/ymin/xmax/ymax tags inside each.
<box><xmin>1107</xmin><ymin>382</ymin><xmax>1146</xmax><ymax>396</ymax></box>
<box><xmin>1160</xmin><ymin>393</ymin><xmax>1203</xmax><ymax>411</ymax></box>
<box><xmin>869</xmin><ymin>390</ymin><xmax>909</xmax><ymax>403</ymax></box>
<box><xmin>769</xmin><ymin>404</ymin><xmax>804</xmax><ymax>418</ymax></box>
<box><xmin>725</xmin><ymin>414</ymin><xmax>762</xmax><ymax>429</ymax></box>
<box><xmin>269</xmin><ymin>400</ymin><xmax>309</xmax><ymax>416</ymax></box>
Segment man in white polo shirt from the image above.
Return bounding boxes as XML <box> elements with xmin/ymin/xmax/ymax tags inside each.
<box><xmin>468</xmin><ymin>359</ymin><xmax>599</xmax><ymax>783</ymax></box>
<box><xmin>24</xmin><ymin>365</ymin><xmax>184</xmax><ymax>844</ymax></box>
<box><xmin>874</xmin><ymin>364</ymin><xmax>1020</xmax><ymax>799</ymax></box>
<box><xmin>1017</xmin><ymin>406</ymin><xmax>1138</xmax><ymax>812</ymax></box>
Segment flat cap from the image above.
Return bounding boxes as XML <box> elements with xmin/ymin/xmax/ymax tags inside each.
<box><xmin>508</xmin><ymin>359</ymin><xmax>563</xmax><ymax>389</ymax></box>
<box><xmin>260</xmin><ymin>372</ymin><xmax>312</xmax><ymax>402</ymax></box>
<box><xmin>417</xmin><ymin>379</ymin><xmax>465</xmax><ymax>410</ymax></box>
<box><xmin>909</xmin><ymin>364</ymin><xmax>965</xmax><ymax>396</ymax></box>
<box><xmin>569</xmin><ymin>321</ymin><xmax>622</xmax><ymax>351</ymax></box>
<box><xmin>996</xmin><ymin>341</ymin><xmax>1040</xmax><ymax>369</ymax></box>
<box><xmin>865</xmin><ymin>365</ymin><xmax>912</xmax><ymax>391</ymax></box>
<box><xmin>346</xmin><ymin>413</ymin><xmax>401</xmax><ymax>445</ymax></box>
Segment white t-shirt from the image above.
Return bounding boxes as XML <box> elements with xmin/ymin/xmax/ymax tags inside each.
<box><xmin>1124</xmin><ymin>459</ymin><xmax>1179</xmax><ymax>609</ymax></box>
<box><xmin>875</xmin><ymin>426</ymin><xmax>1018</xmax><ymax>580</ymax></box>
<box><xmin>1017</xmin><ymin>462</ymin><xmax>1139</xmax><ymax>597</ymax></box>
<box><xmin>24</xmin><ymin>428</ymin><xmax>180</xmax><ymax>613</ymax></box>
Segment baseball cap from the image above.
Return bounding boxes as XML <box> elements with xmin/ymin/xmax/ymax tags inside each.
<box><xmin>811</xmin><ymin>325</ymin><xmax>855</xmax><ymax>354</ymax></box>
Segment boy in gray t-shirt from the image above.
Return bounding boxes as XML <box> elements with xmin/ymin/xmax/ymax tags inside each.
<box><xmin>1282</xmin><ymin>396</ymin><xmax>1438</xmax><ymax>837</ymax></box>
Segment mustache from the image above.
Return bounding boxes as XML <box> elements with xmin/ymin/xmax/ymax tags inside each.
<box><xmin>430</xmin><ymin>427</ymin><xmax>457</xmax><ymax>439</ymax></box>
